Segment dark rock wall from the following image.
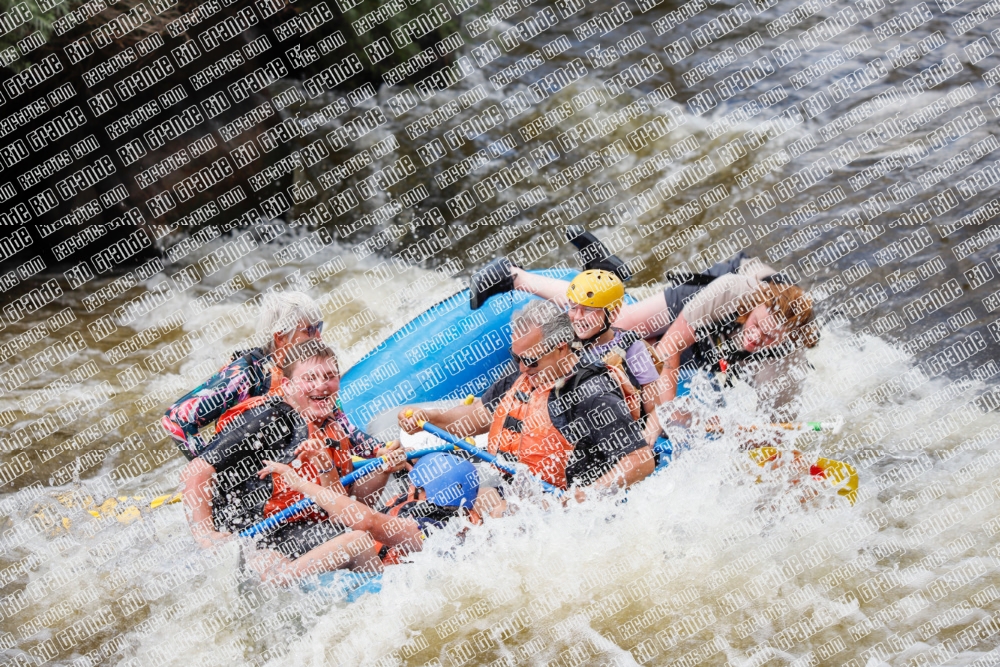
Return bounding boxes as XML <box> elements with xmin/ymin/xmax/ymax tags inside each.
<box><xmin>0</xmin><ymin>0</ymin><xmax>458</xmax><ymax>273</ymax></box>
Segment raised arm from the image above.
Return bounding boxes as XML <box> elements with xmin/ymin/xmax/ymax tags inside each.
<box><xmin>509</xmin><ymin>266</ymin><xmax>572</xmax><ymax>307</ymax></box>
<box><xmin>644</xmin><ymin>314</ymin><xmax>698</xmax><ymax>444</ymax></box>
<box><xmin>652</xmin><ymin>315</ymin><xmax>698</xmax><ymax>403</ymax></box>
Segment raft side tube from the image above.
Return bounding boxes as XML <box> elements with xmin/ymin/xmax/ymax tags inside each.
<box><xmin>341</xmin><ymin>269</ymin><xmax>600</xmax><ymax>429</ymax></box>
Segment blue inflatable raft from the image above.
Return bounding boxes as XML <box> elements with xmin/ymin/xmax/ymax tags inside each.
<box><xmin>340</xmin><ymin>268</ymin><xmax>690</xmax><ymax>434</ymax></box>
<box><xmin>326</xmin><ymin>270</ymin><xmax>691</xmax><ymax>602</ymax></box>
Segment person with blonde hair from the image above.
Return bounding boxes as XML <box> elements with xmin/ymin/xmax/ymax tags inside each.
<box><xmin>163</xmin><ymin>290</ymin><xmax>386</xmax><ymax>464</ymax></box>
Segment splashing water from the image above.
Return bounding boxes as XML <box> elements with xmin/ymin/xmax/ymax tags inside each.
<box><xmin>2</xmin><ymin>225</ymin><xmax>999</xmax><ymax>666</ymax></box>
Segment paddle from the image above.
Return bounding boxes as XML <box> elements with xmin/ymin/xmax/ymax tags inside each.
<box><xmin>84</xmin><ymin>493</ymin><xmax>182</xmax><ymax>522</ymax></box>
<box><xmin>412</xmin><ymin>417</ymin><xmax>565</xmax><ymax>497</ymax></box>
<box><xmin>239</xmin><ymin>444</ymin><xmax>456</xmax><ymax>538</ymax></box>
<box><xmin>34</xmin><ymin>492</ymin><xmax>184</xmax><ymax>535</ymax></box>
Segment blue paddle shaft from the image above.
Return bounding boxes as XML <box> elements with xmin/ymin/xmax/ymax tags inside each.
<box><xmin>238</xmin><ymin>444</ymin><xmax>458</xmax><ymax>538</ymax></box>
<box><xmin>339</xmin><ymin>458</ymin><xmax>384</xmax><ymax>486</ymax></box>
<box><xmin>418</xmin><ymin>421</ymin><xmax>564</xmax><ymax>497</ymax></box>
<box><xmin>241</xmin><ymin>498</ymin><xmax>313</xmax><ymax>538</ymax></box>
<box><xmin>340</xmin><ymin>443</ymin><xmax>458</xmax><ymax>485</ymax></box>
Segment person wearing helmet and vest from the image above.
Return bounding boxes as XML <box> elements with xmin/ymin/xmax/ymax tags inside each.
<box><xmin>181</xmin><ymin>342</ymin><xmax>405</xmax><ymax>557</ymax></box>
<box><xmin>467</xmin><ymin>230</ymin><xmax>817</xmax><ymax>427</ymax></box>
<box><xmin>398</xmin><ymin>300</ymin><xmax>655</xmax><ymax>503</ymax></box>
<box><xmin>565</xmin><ymin>269</ymin><xmax>661</xmax><ymax>419</ymax></box>
<box><xmin>257</xmin><ymin>451</ymin><xmax>481</xmax><ymax>581</ymax></box>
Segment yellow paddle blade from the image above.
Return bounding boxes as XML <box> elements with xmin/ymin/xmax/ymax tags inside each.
<box><xmin>92</xmin><ymin>497</ymin><xmax>143</xmax><ymax>525</ymax></box>
<box><xmin>115</xmin><ymin>506</ymin><xmax>144</xmax><ymax>525</ymax></box>
<box><xmin>149</xmin><ymin>493</ymin><xmax>182</xmax><ymax>509</ymax></box>
<box><xmin>97</xmin><ymin>497</ymin><xmax>120</xmax><ymax>515</ymax></box>
<box><xmin>814</xmin><ymin>457</ymin><xmax>859</xmax><ymax>506</ymax></box>
<box><xmin>42</xmin><ymin>492</ymin><xmax>182</xmax><ymax>531</ymax></box>
<box><xmin>748</xmin><ymin>447</ymin><xmax>779</xmax><ymax>466</ymax></box>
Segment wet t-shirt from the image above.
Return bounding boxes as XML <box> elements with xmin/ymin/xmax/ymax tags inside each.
<box><xmin>680</xmin><ymin>258</ymin><xmax>779</xmax><ymax>329</ymax></box>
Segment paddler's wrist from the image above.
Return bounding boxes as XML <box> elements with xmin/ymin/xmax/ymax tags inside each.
<box><xmin>421</xmin><ymin>408</ymin><xmax>443</xmax><ymax>425</ymax></box>
<box><xmin>373</xmin><ymin>439</ymin><xmax>399</xmax><ymax>456</ymax></box>
<box><xmin>290</xmin><ymin>475</ymin><xmax>321</xmax><ymax>496</ymax></box>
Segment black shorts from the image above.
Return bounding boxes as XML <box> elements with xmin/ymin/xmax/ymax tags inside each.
<box><xmin>662</xmin><ymin>252</ymin><xmax>749</xmax><ymax>320</ymax></box>
<box><xmin>258</xmin><ymin>519</ymin><xmax>347</xmax><ymax>560</ymax></box>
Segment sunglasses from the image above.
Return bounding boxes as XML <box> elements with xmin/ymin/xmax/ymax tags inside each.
<box><xmin>303</xmin><ymin>321</ymin><xmax>324</xmax><ymax>337</ymax></box>
<box><xmin>510</xmin><ymin>342</ymin><xmax>556</xmax><ymax>368</ymax></box>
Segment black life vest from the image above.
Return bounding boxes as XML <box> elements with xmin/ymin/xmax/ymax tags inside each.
<box><xmin>689</xmin><ymin>292</ymin><xmax>803</xmax><ymax>381</ymax></box>
<box><xmin>664</xmin><ymin>253</ymin><xmax>798</xmax><ymax>376</ymax></box>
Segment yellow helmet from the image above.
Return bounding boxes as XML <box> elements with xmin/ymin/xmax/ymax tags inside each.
<box><xmin>567</xmin><ymin>270</ymin><xmax>625</xmax><ymax>310</ymax></box>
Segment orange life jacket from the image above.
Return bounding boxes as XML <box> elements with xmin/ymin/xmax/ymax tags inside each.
<box><xmin>264</xmin><ymin>415</ymin><xmax>356</xmax><ymax>522</ymax></box>
<box><xmin>487</xmin><ymin>373</ymin><xmax>575</xmax><ymax>490</ymax></box>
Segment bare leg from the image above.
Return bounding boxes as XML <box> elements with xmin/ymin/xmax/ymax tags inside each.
<box><xmin>610</xmin><ymin>292</ymin><xmax>675</xmax><ymax>338</ymax></box>
<box><xmin>512</xmin><ymin>267</ymin><xmax>674</xmax><ymax>338</ymax></box>
<box><xmin>510</xmin><ymin>267</ymin><xmax>572</xmax><ymax>308</ymax></box>
<box><xmin>248</xmin><ymin>531</ymin><xmax>383</xmax><ymax>585</ymax></box>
